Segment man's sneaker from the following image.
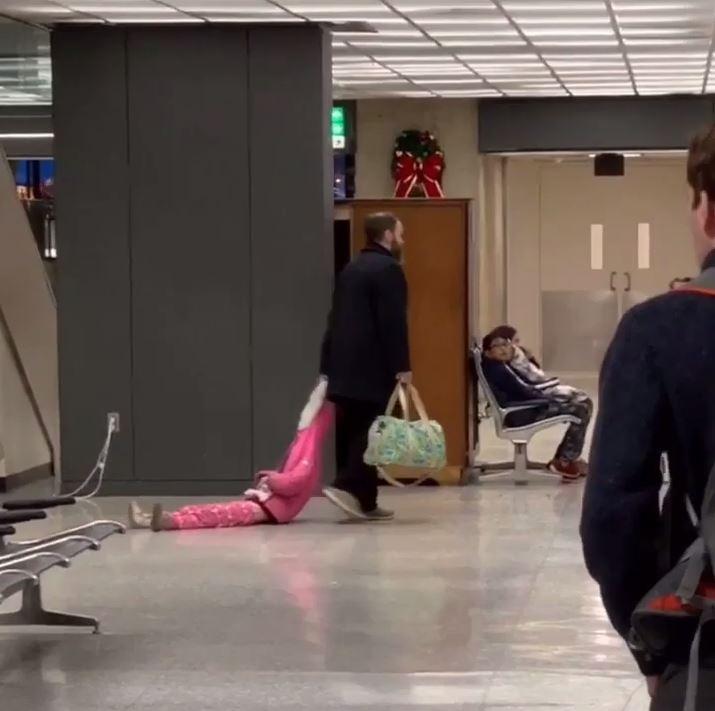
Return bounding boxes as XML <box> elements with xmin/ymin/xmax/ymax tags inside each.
<box><xmin>323</xmin><ymin>487</ymin><xmax>368</xmax><ymax>520</ymax></box>
<box><xmin>364</xmin><ymin>506</ymin><xmax>395</xmax><ymax>521</ymax></box>
<box><xmin>549</xmin><ymin>458</ymin><xmax>580</xmax><ymax>483</ymax></box>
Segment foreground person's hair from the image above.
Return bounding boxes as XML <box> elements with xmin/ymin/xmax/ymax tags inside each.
<box><xmin>687</xmin><ymin>125</ymin><xmax>715</xmax><ymax>208</ymax></box>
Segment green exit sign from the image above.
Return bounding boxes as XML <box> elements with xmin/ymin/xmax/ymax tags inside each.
<box><xmin>332</xmin><ymin>106</ymin><xmax>346</xmax><ymax>150</ymax></box>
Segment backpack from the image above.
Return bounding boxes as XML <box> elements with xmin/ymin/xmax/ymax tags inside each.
<box><xmin>631</xmin><ymin>461</ymin><xmax>715</xmax><ymax>711</ymax></box>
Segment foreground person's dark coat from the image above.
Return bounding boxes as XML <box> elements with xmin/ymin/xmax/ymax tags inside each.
<box><xmin>582</xmin><ymin>251</ymin><xmax>715</xmax><ymax>706</ymax></box>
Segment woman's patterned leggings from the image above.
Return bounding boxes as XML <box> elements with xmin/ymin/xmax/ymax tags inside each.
<box><xmin>170</xmin><ymin>499</ymin><xmax>269</xmax><ymax>530</ymax></box>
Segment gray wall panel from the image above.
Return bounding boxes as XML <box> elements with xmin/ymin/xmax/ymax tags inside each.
<box><xmin>52</xmin><ymin>25</ymin><xmax>331</xmax><ymax>493</ymax></box>
<box><xmin>52</xmin><ymin>28</ymin><xmax>134</xmax><ymax>483</ymax></box>
<box><xmin>128</xmin><ymin>28</ymin><xmax>252</xmax><ymax>482</ymax></box>
<box><xmin>480</xmin><ymin>96</ymin><xmax>715</xmax><ymax>153</ymax></box>
<box><xmin>248</xmin><ymin>26</ymin><xmax>333</xmax><ymax>470</ymax></box>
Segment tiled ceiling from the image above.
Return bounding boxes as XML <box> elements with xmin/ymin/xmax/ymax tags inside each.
<box><xmin>0</xmin><ymin>0</ymin><xmax>714</xmax><ymax>104</ymax></box>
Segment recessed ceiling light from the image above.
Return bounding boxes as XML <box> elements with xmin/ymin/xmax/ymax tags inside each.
<box><xmin>441</xmin><ymin>40</ymin><xmax>527</xmax><ymax>47</ymax></box>
<box><xmin>414</xmin><ymin>78</ymin><xmax>485</xmax><ymax>85</ymax></box>
<box><xmin>523</xmin><ymin>28</ymin><xmax>616</xmax><ymax>37</ymax></box>
<box><xmin>290</xmin><ymin>4</ymin><xmax>392</xmax><ymax>11</ymax></box>
<box><xmin>334</xmin><ymin>79</ymin><xmax>410</xmax><ymax>85</ymax></box>
<box><xmin>414</xmin><ymin>18</ymin><xmax>510</xmax><ymax>26</ymax></box>
<box><xmin>513</xmin><ymin>16</ymin><xmax>612</xmax><ymax>25</ymax></box>
<box><xmin>106</xmin><ymin>17</ymin><xmax>203</xmax><ymax>23</ymax></box>
<box><xmin>350</xmin><ymin>40</ymin><xmax>437</xmax><ymax>47</ymax></box>
<box><xmin>625</xmin><ymin>38</ymin><xmax>709</xmax><ymax>46</ymax></box>
<box><xmin>334</xmin><ymin>30</ymin><xmax>421</xmax><ymax>37</ymax></box>
<box><xmin>503</xmin><ymin>1</ymin><xmax>604</xmax><ymax>8</ymax></box>
<box><xmin>208</xmin><ymin>17</ymin><xmax>304</xmax><ymax>23</ymax></box>
<box><xmin>614</xmin><ymin>2</ymin><xmax>706</xmax><ymax>9</ymax></box>
<box><xmin>0</xmin><ymin>132</ymin><xmax>53</xmax><ymax>139</ymax></box>
<box><xmin>177</xmin><ymin>5</ymin><xmax>282</xmax><ymax>11</ymax></box>
<box><xmin>535</xmin><ymin>40</ymin><xmax>620</xmax><ymax>47</ymax></box>
<box><xmin>430</xmin><ymin>30</ymin><xmax>520</xmax><ymax>37</ymax></box>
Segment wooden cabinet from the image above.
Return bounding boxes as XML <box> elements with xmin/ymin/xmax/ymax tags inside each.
<box><xmin>336</xmin><ymin>199</ymin><xmax>471</xmax><ymax>479</ymax></box>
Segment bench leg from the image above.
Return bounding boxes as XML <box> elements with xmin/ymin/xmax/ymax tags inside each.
<box><xmin>513</xmin><ymin>443</ymin><xmax>528</xmax><ymax>485</ymax></box>
<box><xmin>469</xmin><ymin>443</ymin><xmax>558</xmax><ymax>486</ymax></box>
<box><xmin>0</xmin><ymin>581</ymin><xmax>99</xmax><ymax>633</ymax></box>
<box><xmin>476</xmin><ymin>460</ymin><xmax>550</xmax><ymax>472</ymax></box>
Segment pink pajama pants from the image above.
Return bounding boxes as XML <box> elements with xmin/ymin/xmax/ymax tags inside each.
<box><xmin>170</xmin><ymin>499</ymin><xmax>269</xmax><ymax>530</ymax></box>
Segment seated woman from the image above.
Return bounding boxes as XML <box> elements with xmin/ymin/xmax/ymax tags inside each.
<box><xmin>481</xmin><ymin>332</ymin><xmax>591</xmax><ymax>482</ymax></box>
<box><xmin>488</xmin><ymin>325</ymin><xmax>590</xmax><ymax>404</ymax></box>
<box><xmin>129</xmin><ymin>387</ymin><xmax>333</xmax><ymax>532</ymax></box>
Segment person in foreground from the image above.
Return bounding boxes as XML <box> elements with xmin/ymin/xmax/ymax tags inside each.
<box><xmin>481</xmin><ymin>332</ymin><xmax>591</xmax><ymax>481</ymax></box>
<box><xmin>320</xmin><ymin>212</ymin><xmax>411</xmax><ymax>521</ymax></box>
<box><xmin>128</xmin><ymin>385</ymin><xmax>332</xmax><ymax>531</ymax></box>
<box><xmin>581</xmin><ymin>126</ymin><xmax>715</xmax><ymax>710</ymax></box>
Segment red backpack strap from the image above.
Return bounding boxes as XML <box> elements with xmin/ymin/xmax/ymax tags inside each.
<box><xmin>676</xmin><ymin>287</ymin><xmax>715</xmax><ymax>297</ymax></box>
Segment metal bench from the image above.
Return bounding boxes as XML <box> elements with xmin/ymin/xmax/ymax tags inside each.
<box><xmin>0</xmin><ymin>497</ymin><xmax>125</xmax><ymax>632</ymax></box>
<box><xmin>468</xmin><ymin>345</ymin><xmax>580</xmax><ymax>485</ymax></box>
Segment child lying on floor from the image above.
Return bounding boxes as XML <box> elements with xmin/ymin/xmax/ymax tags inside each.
<box><xmin>128</xmin><ymin>384</ymin><xmax>332</xmax><ymax>532</ymax></box>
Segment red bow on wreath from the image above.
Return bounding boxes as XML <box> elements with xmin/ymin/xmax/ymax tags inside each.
<box><xmin>393</xmin><ymin>153</ymin><xmax>445</xmax><ymax>198</ymax></box>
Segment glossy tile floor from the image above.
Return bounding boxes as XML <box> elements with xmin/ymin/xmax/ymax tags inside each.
<box><xmin>1</xmin><ymin>378</ymin><xmax>651</xmax><ymax>711</ymax></box>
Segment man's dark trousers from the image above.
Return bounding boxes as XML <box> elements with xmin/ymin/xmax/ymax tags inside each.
<box><xmin>332</xmin><ymin>397</ymin><xmax>384</xmax><ymax>513</ymax></box>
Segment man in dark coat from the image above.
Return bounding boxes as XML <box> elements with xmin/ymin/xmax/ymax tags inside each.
<box><xmin>320</xmin><ymin>212</ymin><xmax>411</xmax><ymax>521</ymax></box>
<box><xmin>581</xmin><ymin>126</ymin><xmax>715</xmax><ymax>710</ymax></box>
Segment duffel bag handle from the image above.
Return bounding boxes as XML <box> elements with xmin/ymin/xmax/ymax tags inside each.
<box><xmin>386</xmin><ymin>384</ymin><xmax>411</xmax><ymax>420</ymax></box>
<box><xmin>407</xmin><ymin>385</ymin><xmax>430</xmax><ymax>423</ymax></box>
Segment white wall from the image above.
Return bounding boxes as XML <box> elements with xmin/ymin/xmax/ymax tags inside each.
<box><xmin>355</xmin><ymin>98</ymin><xmax>503</xmax><ymax>335</ymax></box>
<box><xmin>504</xmin><ymin>159</ymin><xmax>542</xmax><ymax>355</ymax></box>
<box><xmin>503</xmin><ymin>156</ymin><xmax>694</xmax><ymax>363</ymax></box>
<box><xmin>0</xmin><ymin>324</ymin><xmax>50</xmax><ymax>476</ymax></box>
<box><xmin>355</xmin><ymin>98</ymin><xmax>480</xmax><ymax>201</ymax></box>
<box><xmin>0</xmin><ymin>151</ymin><xmax>57</xmax><ymax>480</ymax></box>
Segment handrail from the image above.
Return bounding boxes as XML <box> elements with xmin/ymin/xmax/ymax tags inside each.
<box><xmin>0</xmin><ymin>551</ymin><xmax>71</xmax><ymax>569</ymax></box>
<box><xmin>0</xmin><ymin>534</ymin><xmax>104</xmax><ymax>564</ymax></box>
<box><xmin>10</xmin><ymin>520</ymin><xmax>124</xmax><ymax>547</ymax></box>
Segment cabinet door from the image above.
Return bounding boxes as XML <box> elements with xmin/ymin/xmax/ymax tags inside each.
<box><xmin>351</xmin><ymin>201</ymin><xmax>468</xmax><ymax>467</ymax></box>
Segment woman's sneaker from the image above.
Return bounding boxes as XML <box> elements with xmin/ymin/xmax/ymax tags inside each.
<box><xmin>549</xmin><ymin>458</ymin><xmax>581</xmax><ymax>483</ymax></box>
<box><xmin>150</xmin><ymin>504</ymin><xmax>176</xmax><ymax>532</ymax></box>
<box><xmin>127</xmin><ymin>501</ymin><xmax>151</xmax><ymax>529</ymax></box>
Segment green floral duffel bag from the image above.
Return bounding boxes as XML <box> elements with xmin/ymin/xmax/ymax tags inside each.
<box><xmin>364</xmin><ymin>384</ymin><xmax>447</xmax><ymax>473</ymax></box>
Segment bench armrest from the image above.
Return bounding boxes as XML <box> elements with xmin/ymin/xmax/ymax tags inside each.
<box><xmin>0</xmin><ymin>510</ymin><xmax>47</xmax><ymax>525</ymax></box>
<box><xmin>0</xmin><ymin>525</ymin><xmax>16</xmax><ymax>536</ymax></box>
<box><xmin>3</xmin><ymin>497</ymin><xmax>76</xmax><ymax>511</ymax></box>
<box><xmin>503</xmin><ymin>399</ymin><xmax>550</xmax><ymax>415</ymax></box>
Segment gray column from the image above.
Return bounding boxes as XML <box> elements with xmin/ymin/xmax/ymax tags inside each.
<box><xmin>52</xmin><ymin>25</ymin><xmax>332</xmax><ymax>495</ymax></box>
<box><xmin>248</xmin><ymin>27</ymin><xmax>333</xmax><ymax>470</ymax></box>
<box><xmin>53</xmin><ymin>29</ymin><xmax>134</xmax><ymax>484</ymax></box>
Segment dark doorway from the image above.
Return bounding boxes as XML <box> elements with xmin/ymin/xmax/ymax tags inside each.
<box><xmin>333</xmin><ymin>219</ymin><xmax>351</xmax><ymax>277</ymax></box>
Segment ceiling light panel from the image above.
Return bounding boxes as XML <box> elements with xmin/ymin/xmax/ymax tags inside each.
<box><xmin>3</xmin><ymin>0</ymin><xmax>715</xmax><ymax>100</ymax></box>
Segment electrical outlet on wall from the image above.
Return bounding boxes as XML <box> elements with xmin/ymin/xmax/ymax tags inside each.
<box><xmin>108</xmin><ymin>412</ymin><xmax>120</xmax><ymax>433</ymax></box>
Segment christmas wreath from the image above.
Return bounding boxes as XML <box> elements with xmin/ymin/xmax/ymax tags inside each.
<box><xmin>391</xmin><ymin>130</ymin><xmax>445</xmax><ymax>198</ymax></box>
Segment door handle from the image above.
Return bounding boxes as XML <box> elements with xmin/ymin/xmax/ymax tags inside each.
<box><xmin>609</xmin><ymin>271</ymin><xmax>617</xmax><ymax>291</ymax></box>
<box><xmin>624</xmin><ymin>272</ymin><xmax>632</xmax><ymax>292</ymax></box>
